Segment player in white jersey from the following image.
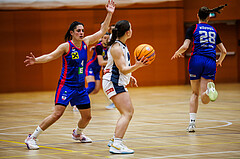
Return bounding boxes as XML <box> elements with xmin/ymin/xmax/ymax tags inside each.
<box><xmin>102</xmin><ymin>20</ymin><xmax>148</xmax><ymax>154</ymax></box>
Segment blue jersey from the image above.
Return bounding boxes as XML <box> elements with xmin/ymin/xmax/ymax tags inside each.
<box><xmin>58</xmin><ymin>40</ymin><xmax>88</xmax><ymax>87</ymax></box>
<box><xmin>186</xmin><ymin>23</ymin><xmax>221</xmax><ymax>60</ymax></box>
<box><xmin>85</xmin><ymin>42</ymin><xmax>108</xmax><ymax>76</ymax></box>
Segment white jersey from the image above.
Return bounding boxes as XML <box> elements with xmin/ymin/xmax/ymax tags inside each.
<box><xmin>103</xmin><ymin>40</ymin><xmax>131</xmax><ymax>86</ymax></box>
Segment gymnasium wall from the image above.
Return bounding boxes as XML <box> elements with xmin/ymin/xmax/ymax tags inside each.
<box><xmin>0</xmin><ymin>0</ymin><xmax>239</xmax><ymax>93</ymax></box>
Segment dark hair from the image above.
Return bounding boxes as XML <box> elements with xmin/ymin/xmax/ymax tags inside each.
<box><xmin>108</xmin><ymin>20</ymin><xmax>130</xmax><ymax>46</ymax></box>
<box><xmin>198</xmin><ymin>4</ymin><xmax>227</xmax><ymax>21</ymax></box>
<box><xmin>105</xmin><ymin>32</ymin><xmax>111</xmax><ymax>36</ymax></box>
<box><xmin>64</xmin><ymin>21</ymin><xmax>84</xmax><ymax>42</ymax></box>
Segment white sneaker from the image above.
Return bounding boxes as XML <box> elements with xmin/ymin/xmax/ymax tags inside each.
<box><xmin>24</xmin><ymin>134</ymin><xmax>39</xmax><ymax>150</ymax></box>
<box><xmin>107</xmin><ymin>138</ymin><xmax>114</xmax><ymax>147</ymax></box>
<box><xmin>187</xmin><ymin>123</ymin><xmax>196</xmax><ymax>133</ymax></box>
<box><xmin>109</xmin><ymin>141</ymin><xmax>134</xmax><ymax>154</ymax></box>
<box><xmin>106</xmin><ymin>103</ymin><xmax>116</xmax><ymax>110</ymax></box>
<box><xmin>207</xmin><ymin>82</ymin><xmax>218</xmax><ymax>102</ymax></box>
<box><xmin>72</xmin><ymin>106</ymin><xmax>79</xmax><ymax>112</ymax></box>
<box><xmin>72</xmin><ymin>129</ymin><xmax>92</xmax><ymax>143</ymax></box>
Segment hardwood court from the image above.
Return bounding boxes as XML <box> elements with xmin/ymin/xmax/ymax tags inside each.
<box><xmin>0</xmin><ymin>83</ymin><xmax>239</xmax><ymax>159</ymax></box>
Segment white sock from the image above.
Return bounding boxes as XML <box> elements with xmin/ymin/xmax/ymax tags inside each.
<box><xmin>189</xmin><ymin>113</ymin><xmax>196</xmax><ymax>124</ymax></box>
<box><xmin>76</xmin><ymin>127</ymin><xmax>84</xmax><ymax>134</ymax></box>
<box><xmin>31</xmin><ymin>126</ymin><xmax>43</xmax><ymax>139</ymax></box>
<box><xmin>113</xmin><ymin>138</ymin><xmax>122</xmax><ymax>145</ymax></box>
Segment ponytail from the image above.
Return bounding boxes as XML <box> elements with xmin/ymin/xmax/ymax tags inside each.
<box><xmin>64</xmin><ymin>21</ymin><xmax>84</xmax><ymax>42</ymax></box>
<box><xmin>198</xmin><ymin>4</ymin><xmax>227</xmax><ymax>21</ymax></box>
<box><xmin>108</xmin><ymin>20</ymin><xmax>130</xmax><ymax>46</ymax></box>
<box><xmin>108</xmin><ymin>28</ymin><xmax>118</xmax><ymax>46</ymax></box>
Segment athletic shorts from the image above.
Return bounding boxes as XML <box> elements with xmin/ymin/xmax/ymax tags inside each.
<box><xmin>55</xmin><ymin>84</ymin><xmax>90</xmax><ymax>109</ymax></box>
<box><xmin>86</xmin><ymin>64</ymin><xmax>101</xmax><ymax>80</ymax></box>
<box><xmin>102</xmin><ymin>79</ymin><xmax>128</xmax><ymax>99</ymax></box>
<box><xmin>188</xmin><ymin>55</ymin><xmax>216</xmax><ymax>80</ymax></box>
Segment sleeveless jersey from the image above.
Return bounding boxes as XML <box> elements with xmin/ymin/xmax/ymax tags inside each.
<box><xmin>188</xmin><ymin>23</ymin><xmax>219</xmax><ymax>60</ymax></box>
<box><xmin>86</xmin><ymin>42</ymin><xmax>108</xmax><ymax>71</ymax></box>
<box><xmin>103</xmin><ymin>40</ymin><xmax>131</xmax><ymax>86</ymax></box>
<box><xmin>58</xmin><ymin>40</ymin><xmax>88</xmax><ymax>87</ymax></box>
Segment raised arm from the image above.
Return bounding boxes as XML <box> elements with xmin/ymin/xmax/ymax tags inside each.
<box><xmin>216</xmin><ymin>43</ymin><xmax>227</xmax><ymax>66</ymax></box>
<box><xmin>84</xmin><ymin>0</ymin><xmax>115</xmax><ymax>46</ymax></box>
<box><xmin>111</xmin><ymin>44</ymin><xmax>147</xmax><ymax>75</ymax></box>
<box><xmin>24</xmin><ymin>43</ymin><xmax>68</xmax><ymax>66</ymax></box>
<box><xmin>171</xmin><ymin>39</ymin><xmax>191</xmax><ymax>60</ymax></box>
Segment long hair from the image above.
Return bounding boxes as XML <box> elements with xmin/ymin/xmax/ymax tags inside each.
<box><xmin>64</xmin><ymin>21</ymin><xmax>84</xmax><ymax>42</ymax></box>
<box><xmin>108</xmin><ymin>20</ymin><xmax>130</xmax><ymax>46</ymax></box>
<box><xmin>198</xmin><ymin>4</ymin><xmax>227</xmax><ymax>21</ymax></box>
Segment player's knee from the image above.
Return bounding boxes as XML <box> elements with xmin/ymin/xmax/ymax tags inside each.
<box><xmin>84</xmin><ymin>115</ymin><xmax>92</xmax><ymax>122</ymax></box>
<box><xmin>52</xmin><ymin>111</ymin><xmax>63</xmax><ymax>120</ymax></box>
<box><xmin>86</xmin><ymin>82</ymin><xmax>95</xmax><ymax>94</ymax></box>
<box><xmin>192</xmin><ymin>91</ymin><xmax>199</xmax><ymax>97</ymax></box>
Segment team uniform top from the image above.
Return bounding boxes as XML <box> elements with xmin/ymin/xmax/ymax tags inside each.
<box><xmin>85</xmin><ymin>42</ymin><xmax>108</xmax><ymax>76</ymax></box>
<box><xmin>58</xmin><ymin>40</ymin><xmax>88</xmax><ymax>87</ymax></box>
<box><xmin>103</xmin><ymin>40</ymin><xmax>131</xmax><ymax>86</ymax></box>
<box><xmin>185</xmin><ymin>23</ymin><xmax>222</xmax><ymax>60</ymax></box>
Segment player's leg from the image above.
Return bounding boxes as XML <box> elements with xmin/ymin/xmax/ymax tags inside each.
<box><xmin>25</xmin><ymin>105</ymin><xmax>66</xmax><ymax>150</ymax></box>
<box><xmin>109</xmin><ymin>92</ymin><xmax>134</xmax><ymax>154</ymax></box>
<box><xmin>200</xmin><ymin>77</ymin><xmax>213</xmax><ymax>104</ymax></box>
<box><xmin>71</xmin><ymin>90</ymin><xmax>92</xmax><ymax>143</ymax></box>
<box><xmin>90</xmin><ymin>71</ymin><xmax>101</xmax><ymax>94</ymax></box>
<box><xmin>187</xmin><ymin>79</ymin><xmax>200</xmax><ymax>132</ymax></box>
<box><xmin>201</xmin><ymin>58</ymin><xmax>218</xmax><ymax>102</ymax></box>
<box><xmin>86</xmin><ymin>75</ymin><xmax>96</xmax><ymax>94</ymax></box>
<box><xmin>72</xmin><ymin>106</ymin><xmax>92</xmax><ymax>143</ymax></box>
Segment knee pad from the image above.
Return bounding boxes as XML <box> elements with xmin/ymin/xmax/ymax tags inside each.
<box><xmin>86</xmin><ymin>82</ymin><xmax>95</xmax><ymax>94</ymax></box>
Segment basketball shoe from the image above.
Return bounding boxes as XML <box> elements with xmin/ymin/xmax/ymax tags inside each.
<box><xmin>186</xmin><ymin>123</ymin><xmax>196</xmax><ymax>132</ymax></box>
<box><xmin>109</xmin><ymin>139</ymin><xmax>134</xmax><ymax>154</ymax></box>
<box><xmin>24</xmin><ymin>134</ymin><xmax>39</xmax><ymax>150</ymax></box>
<box><xmin>207</xmin><ymin>82</ymin><xmax>218</xmax><ymax>102</ymax></box>
<box><xmin>72</xmin><ymin>129</ymin><xmax>92</xmax><ymax>143</ymax></box>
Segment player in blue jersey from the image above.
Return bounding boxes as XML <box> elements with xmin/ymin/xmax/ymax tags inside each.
<box><xmin>171</xmin><ymin>4</ymin><xmax>227</xmax><ymax>132</ymax></box>
<box><xmin>85</xmin><ymin>32</ymin><xmax>110</xmax><ymax>95</ymax></box>
<box><xmin>23</xmin><ymin>0</ymin><xmax>115</xmax><ymax>150</ymax></box>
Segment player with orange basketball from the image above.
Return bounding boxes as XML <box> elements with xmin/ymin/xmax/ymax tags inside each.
<box><xmin>102</xmin><ymin>20</ymin><xmax>155</xmax><ymax>154</ymax></box>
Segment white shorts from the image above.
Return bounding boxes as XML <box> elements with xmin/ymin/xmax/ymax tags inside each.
<box><xmin>102</xmin><ymin>79</ymin><xmax>128</xmax><ymax>99</ymax></box>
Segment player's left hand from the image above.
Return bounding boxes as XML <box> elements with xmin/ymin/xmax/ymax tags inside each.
<box><xmin>171</xmin><ymin>52</ymin><xmax>184</xmax><ymax>60</ymax></box>
<box><xmin>106</xmin><ymin>0</ymin><xmax>115</xmax><ymax>14</ymax></box>
<box><xmin>130</xmin><ymin>76</ymin><xmax>138</xmax><ymax>87</ymax></box>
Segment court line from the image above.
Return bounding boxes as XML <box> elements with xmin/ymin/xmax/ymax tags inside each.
<box><xmin>0</xmin><ymin>139</ymin><xmax>76</xmax><ymax>152</ymax></box>
<box><xmin>140</xmin><ymin>150</ymin><xmax>240</xmax><ymax>159</ymax></box>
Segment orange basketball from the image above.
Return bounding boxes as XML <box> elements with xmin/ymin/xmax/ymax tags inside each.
<box><xmin>134</xmin><ymin>44</ymin><xmax>156</xmax><ymax>65</ymax></box>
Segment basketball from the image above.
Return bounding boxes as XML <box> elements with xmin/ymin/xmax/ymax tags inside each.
<box><xmin>134</xmin><ymin>44</ymin><xmax>156</xmax><ymax>65</ymax></box>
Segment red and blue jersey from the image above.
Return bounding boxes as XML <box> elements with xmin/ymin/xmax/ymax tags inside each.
<box><xmin>185</xmin><ymin>23</ymin><xmax>222</xmax><ymax>60</ymax></box>
<box><xmin>58</xmin><ymin>40</ymin><xmax>88</xmax><ymax>87</ymax></box>
<box><xmin>85</xmin><ymin>42</ymin><xmax>108</xmax><ymax>76</ymax></box>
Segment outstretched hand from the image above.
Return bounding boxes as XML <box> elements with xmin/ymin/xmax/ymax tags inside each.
<box><xmin>106</xmin><ymin>0</ymin><xmax>115</xmax><ymax>14</ymax></box>
<box><xmin>24</xmin><ymin>52</ymin><xmax>36</xmax><ymax>66</ymax></box>
<box><xmin>171</xmin><ymin>52</ymin><xmax>184</xmax><ymax>60</ymax></box>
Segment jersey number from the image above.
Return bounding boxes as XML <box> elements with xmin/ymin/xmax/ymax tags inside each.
<box><xmin>199</xmin><ymin>31</ymin><xmax>216</xmax><ymax>44</ymax></box>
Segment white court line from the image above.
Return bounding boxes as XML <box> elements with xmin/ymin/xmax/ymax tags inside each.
<box><xmin>0</xmin><ymin>119</ymin><xmax>232</xmax><ymax>136</ymax></box>
<box><xmin>141</xmin><ymin>150</ymin><xmax>240</xmax><ymax>159</ymax></box>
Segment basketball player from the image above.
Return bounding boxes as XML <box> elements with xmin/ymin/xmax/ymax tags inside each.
<box><xmin>23</xmin><ymin>0</ymin><xmax>115</xmax><ymax>150</ymax></box>
<box><xmin>171</xmin><ymin>5</ymin><xmax>227</xmax><ymax>132</ymax></box>
<box><xmin>85</xmin><ymin>32</ymin><xmax>110</xmax><ymax>95</ymax></box>
<box><xmin>102</xmin><ymin>20</ymin><xmax>148</xmax><ymax>154</ymax></box>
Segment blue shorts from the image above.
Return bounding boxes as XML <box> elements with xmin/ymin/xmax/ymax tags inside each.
<box><xmin>188</xmin><ymin>55</ymin><xmax>216</xmax><ymax>80</ymax></box>
<box><xmin>86</xmin><ymin>63</ymin><xmax>101</xmax><ymax>80</ymax></box>
<box><xmin>55</xmin><ymin>84</ymin><xmax>90</xmax><ymax>108</ymax></box>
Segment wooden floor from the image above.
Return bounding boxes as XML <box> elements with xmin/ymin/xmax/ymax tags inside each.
<box><xmin>0</xmin><ymin>83</ymin><xmax>240</xmax><ymax>159</ymax></box>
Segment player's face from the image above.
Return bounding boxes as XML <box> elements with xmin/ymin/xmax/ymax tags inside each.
<box><xmin>101</xmin><ymin>35</ymin><xmax>110</xmax><ymax>46</ymax></box>
<box><xmin>72</xmin><ymin>25</ymin><xmax>84</xmax><ymax>41</ymax></box>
